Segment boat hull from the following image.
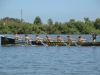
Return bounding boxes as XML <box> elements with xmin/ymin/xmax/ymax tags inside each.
<box><xmin>1</xmin><ymin>36</ymin><xmax>100</xmax><ymax>46</ymax></box>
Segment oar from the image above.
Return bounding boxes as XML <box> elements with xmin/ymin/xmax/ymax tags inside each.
<box><xmin>64</xmin><ymin>42</ymin><xmax>67</xmax><ymax>46</ymax></box>
<box><xmin>68</xmin><ymin>40</ymin><xmax>78</xmax><ymax>46</ymax></box>
<box><xmin>40</xmin><ymin>41</ymin><xmax>48</xmax><ymax>46</ymax></box>
<box><xmin>62</xmin><ymin>41</ymin><xmax>67</xmax><ymax>46</ymax></box>
<box><xmin>74</xmin><ymin>42</ymin><xmax>78</xmax><ymax>46</ymax></box>
<box><xmin>72</xmin><ymin>41</ymin><xmax>78</xmax><ymax>46</ymax></box>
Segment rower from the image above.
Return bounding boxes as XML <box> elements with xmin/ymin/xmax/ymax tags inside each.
<box><xmin>14</xmin><ymin>33</ymin><xmax>22</xmax><ymax>40</ymax></box>
<box><xmin>78</xmin><ymin>36</ymin><xmax>87</xmax><ymax>43</ymax></box>
<box><xmin>46</xmin><ymin>35</ymin><xmax>54</xmax><ymax>42</ymax></box>
<box><xmin>57</xmin><ymin>36</ymin><xmax>67</xmax><ymax>46</ymax></box>
<box><xmin>36</xmin><ymin>35</ymin><xmax>43</xmax><ymax>43</ymax></box>
<box><xmin>67</xmin><ymin>36</ymin><xmax>76</xmax><ymax>43</ymax></box>
<box><xmin>67</xmin><ymin>36</ymin><xmax>78</xmax><ymax>46</ymax></box>
<box><xmin>57</xmin><ymin>36</ymin><xmax>65</xmax><ymax>42</ymax></box>
<box><xmin>25</xmin><ymin>34</ymin><xmax>33</xmax><ymax>44</ymax></box>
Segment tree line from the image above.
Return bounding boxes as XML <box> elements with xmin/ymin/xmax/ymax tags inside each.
<box><xmin>0</xmin><ymin>16</ymin><xmax>100</xmax><ymax>34</ymax></box>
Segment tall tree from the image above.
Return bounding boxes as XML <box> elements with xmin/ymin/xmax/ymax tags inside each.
<box><xmin>70</xmin><ymin>19</ymin><xmax>75</xmax><ymax>24</ymax></box>
<box><xmin>55</xmin><ymin>21</ymin><xmax>59</xmax><ymax>27</ymax></box>
<box><xmin>47</xmin><ymin>18</ymin><xmax>53</xmax><ymax>25</ymax></box>
<box><xmin>33</xmin><ymin>16</ymin><xmax>42</xmax><ymax>25</ymax></box>
<box><xmin>84</xmin><ymin>17</ymin><xmax>90</xmax><ymax>23</ymax></box>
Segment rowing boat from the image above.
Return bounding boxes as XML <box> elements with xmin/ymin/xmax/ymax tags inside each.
<box><xmin>1</xmin><ymin>36</ymin><xmax>100</xmax><ymax>46</ymax></box>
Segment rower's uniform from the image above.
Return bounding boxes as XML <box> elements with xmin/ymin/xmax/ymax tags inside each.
<box><xmin>15</xmin><ymin>35</ymin><xmax>20</xmax><ymax>40</ymax></box>
<box><xmin>14</xmin><ymin>33</ymin><xmax>22</xmax><ymax>40</ymax></box>
<box><xmin>68</xmin><ymin>38</ymin><xmax>72</xmax><ymax>45</ymax></box>
<box><xmin>14</xmin><ymin>34</ymin><xmax>18</xmax><ymax>40</ymax></box>
<box><xmin>57</xmin><ymin>39</ymin><xmax>61</xmax><ymax>42</ymax></box>
<box><xmin>25</xmin><ymin>37</ymin><xmax>29</xmax><ymax>41</ymax></box>
<box><xmin>25</xmin><ymin>37</ymin><xmax>30</xmax><ymax>43</ymax></box>
<box><xmin>36</xmin><ymin>37</ymin><xmax>43</xmax><ymax>43</ymax></box>
<box><xmin>25</xmin><ymin>35</ymin><xmax>33</xmax><ymax>44</ymax></box>
<box><xmin>78</xmin><ymin>39</ymin><xmax>82</xmax><ymax>42</ymax></box>
<box><xmin>15</xmin><ymin>37</ymin><xmax>18</xmax><ymax>40</ymax></box>
<box><xmin>15</xmin><ymin>36</ymin><xmax>22</xmax><ymax>41</ymax></box>
<box><xmin>78</xmin><ymin>39</ymin><xmax>83</xmax><ymax>45</ymax></box>
<box><xmin>68</xmin><ymin>38</ymin><xmax>72</xmax><ymax>43</ymax></box>
<box><xmin>46</xmin><ymin>38</ymin><xmax>50</xmax><ymax>42</ymax></box>
<box><xmin>36</xmin><ymin>35</ymin><xmax>43</xmax><ymax>43</ymax></box>
<box><xmin>14</xmin><ymin>37</ymin><xmax>20</xmax><ymax>44</ymax></box>
<box><xmin>36</xmin><ymin>37</ymin><xmax>40</xmax><ymax>43</ymax></box>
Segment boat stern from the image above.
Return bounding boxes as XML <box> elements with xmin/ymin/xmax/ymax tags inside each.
<box><xmin>1</xmin><ymin>36</ymin><xmax>15</xmax><ymax>45</ymax></box>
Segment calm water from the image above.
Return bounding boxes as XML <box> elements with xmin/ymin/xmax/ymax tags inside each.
<box><xmin>0</xmin><ymin>34</ymin><xmax>100</xmax><ymax>75</ymax></box>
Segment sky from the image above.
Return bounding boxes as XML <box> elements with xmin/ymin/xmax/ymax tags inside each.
<box><xmin>0</xmin><ymin>0</ymin><xmax>100</xmax><ymax>24</ymax></box>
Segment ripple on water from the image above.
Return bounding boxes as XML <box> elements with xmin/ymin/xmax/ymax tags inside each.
<box><xmin>0</xmin><ymin>43</ymin><xmax>100</xmax><ymax>75</ymax></box>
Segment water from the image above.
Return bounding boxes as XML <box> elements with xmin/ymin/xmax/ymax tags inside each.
<box><xmin>0</xmin><ymin>34</ymin><xmax>100</xmax><ymax>75</ymax></box>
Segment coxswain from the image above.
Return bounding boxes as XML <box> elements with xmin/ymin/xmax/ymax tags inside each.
<box><xmin>92</xmin><ymin>32</ymin><xmax>97</xmax><ymax>42</ymax></box>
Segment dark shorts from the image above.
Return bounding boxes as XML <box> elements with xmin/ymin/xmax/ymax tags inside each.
<box><xmin>93</xmin><ymin>37</ymin><xmax>96</xmax><ymax>40</ymax></box>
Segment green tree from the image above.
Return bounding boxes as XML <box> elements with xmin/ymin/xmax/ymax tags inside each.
<box><xmin>69</xmin><ymin>19</ymin><xmax>75</xmax><ymax>24</ymax></box>
<box><xmin>47</xmin><ymin>18</ymin><xmax>53</xmax><ymax>25</ymax></box>
<box><xmin>94</xmin><ymin>18</ymin><xmax>100</xmax><ymax>29</ymax></box>
<box><xmin>84</xmin><ymin>17</ymin><xmax>90</xmax><ymax>23</ymax></box>
<box><xmin>74</xmin><ymin>21</ymin><xmax>86</xmax><ymax>34</ymax></box>
<box><xmin>1</xmin><ymin>17</ymin><xmax>100</xmax><ymax>34</ymax></box>
<box><xmin>33</xmin><ymin>16</ymin><xmax>42</xmax><ymax>25</ymax></box>
<box><xmin>55</xmin><ymin>21</ymin><xmax>59</xmax><ymax>26</ymax></box>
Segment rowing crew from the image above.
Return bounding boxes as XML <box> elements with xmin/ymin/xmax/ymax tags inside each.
<box><xmin>14</xmin><ymin>34</ymin><xmax>89</xmax><ymax>43</ymax></box>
